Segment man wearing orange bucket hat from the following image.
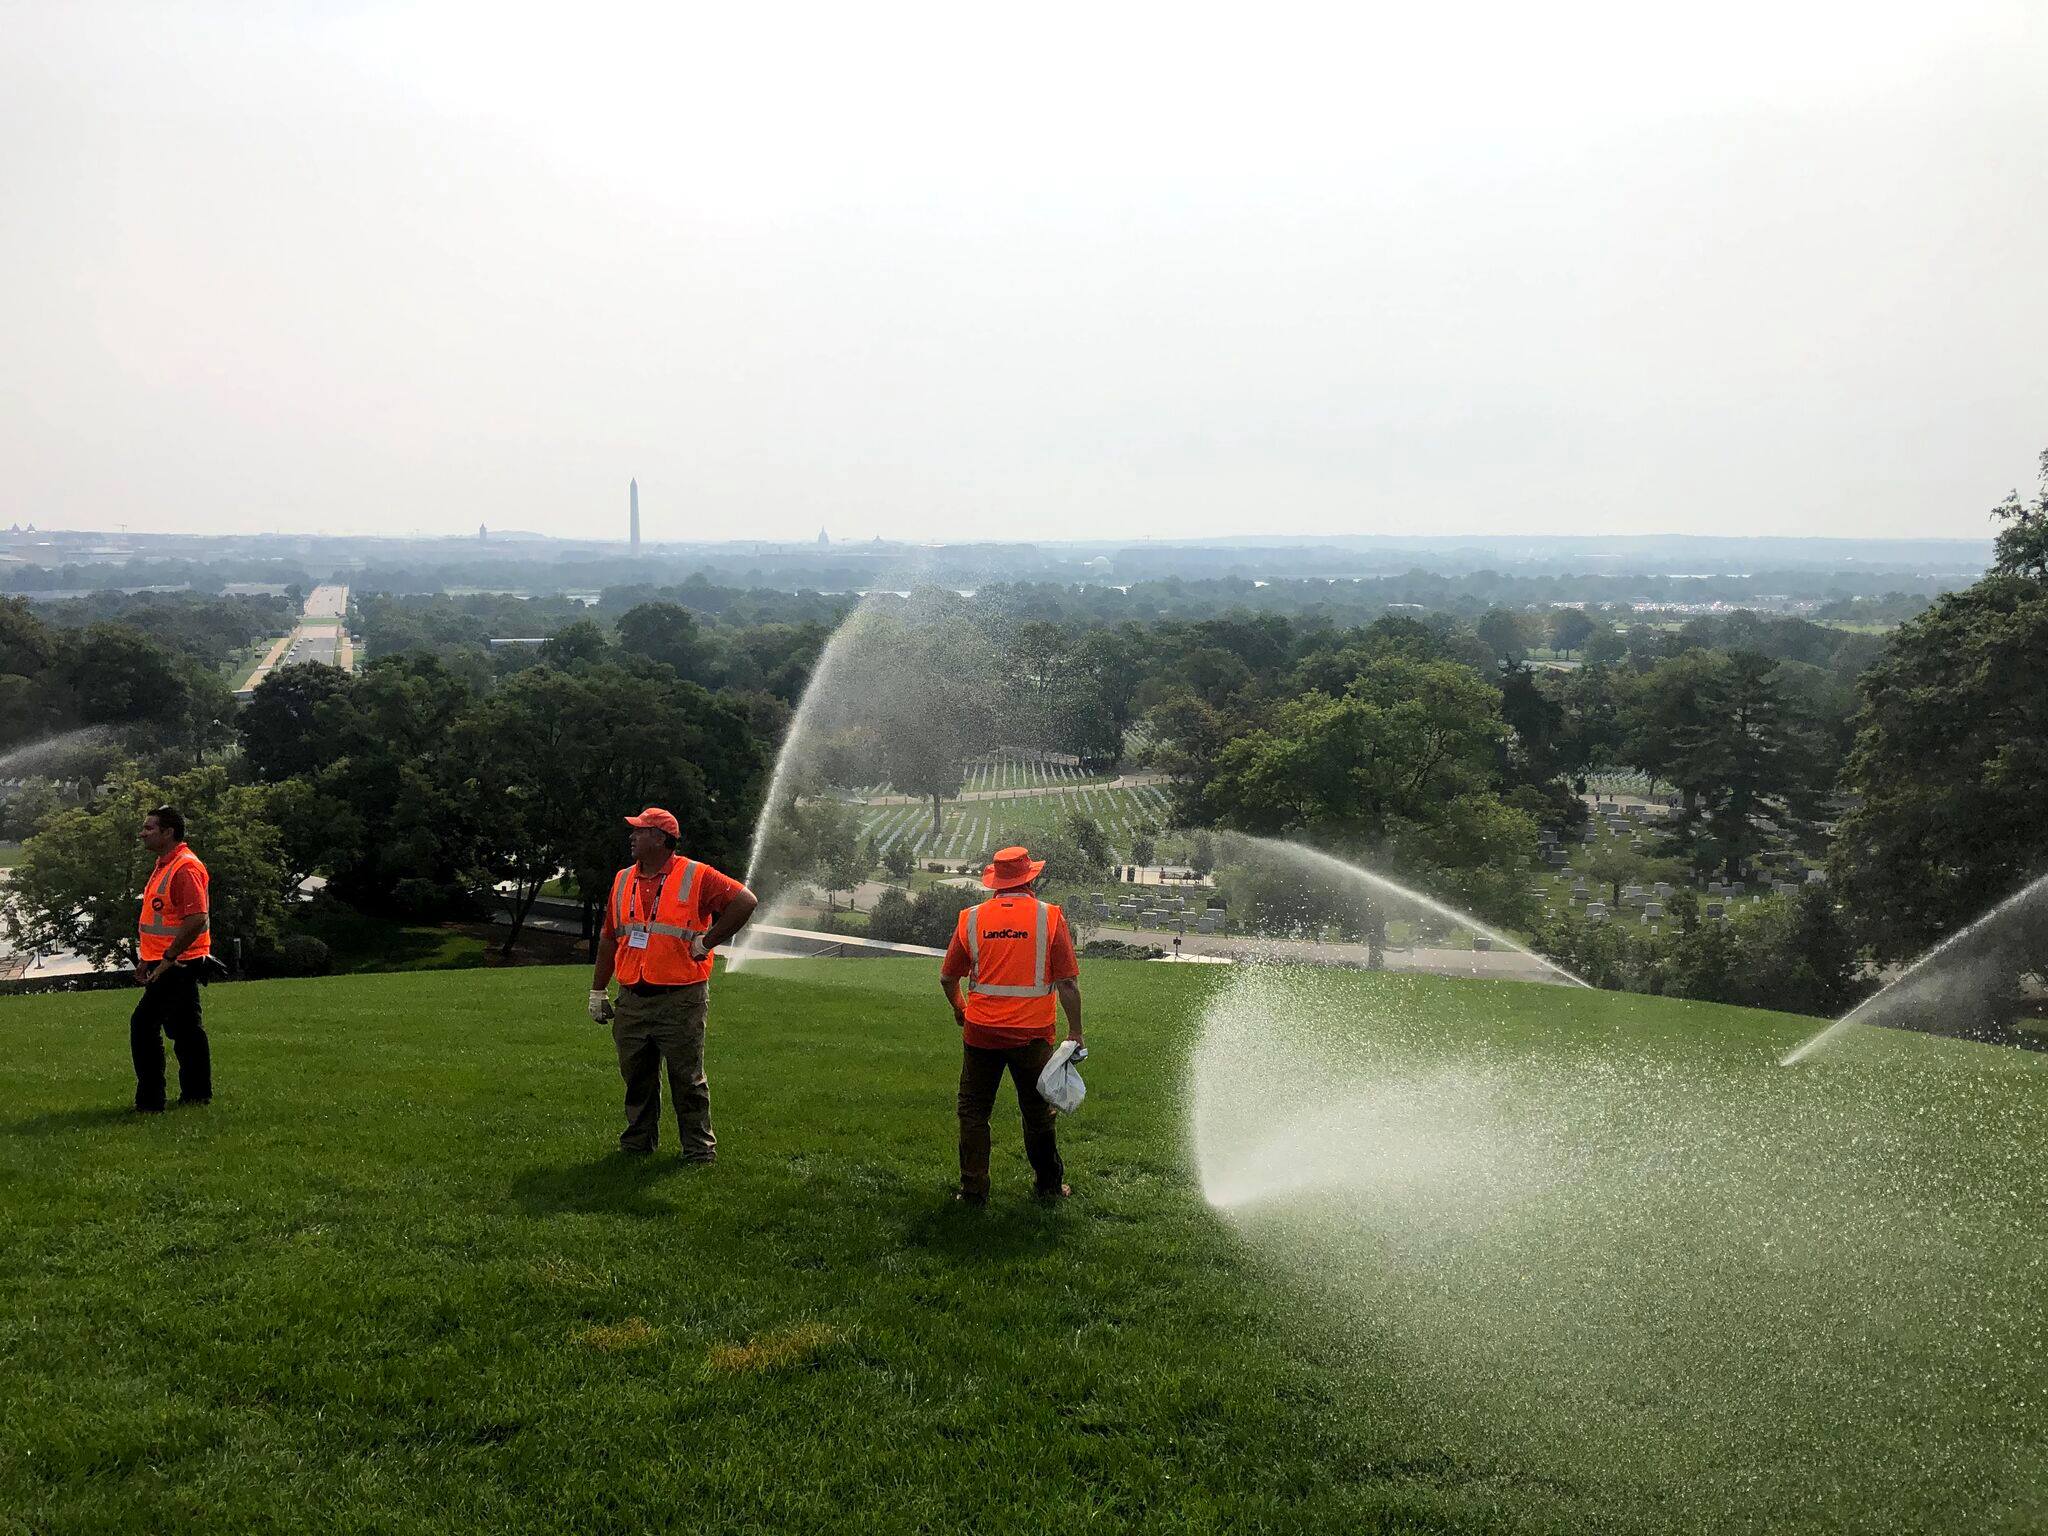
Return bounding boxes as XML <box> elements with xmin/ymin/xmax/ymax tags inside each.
<box><xmin>939</xmin><ymin>845</ymin><xmax>1085</xmax><ymax>1204</ymax></box>
<box><xmin>588</xmin><ymin>806</ymin><xmax>758</xmax><ymax>1161</ymax></box>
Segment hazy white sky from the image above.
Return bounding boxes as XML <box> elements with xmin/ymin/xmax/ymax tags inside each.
<box><xmin>3</xmin><ymin>1</ymin><xmax>2043</xmax><ymax>543</ymax></box>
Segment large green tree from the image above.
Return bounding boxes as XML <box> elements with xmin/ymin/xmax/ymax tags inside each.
<box><xmin>1619</xmin><ymin>650</ymin><xmax>1728</xmax><ymax>814</ymax></box>
<box><xmin>1829</xmin><ymin>448</ymin><xmax>2048</xmax><ymax>964</ymax></box>
<box><xmin>452</xmin><ymin>660</ymin><xmax>768</xmax><ymax>947</ymax></box>
<box><xmin>455</xmin><ymin>666</ymin><xmax>592</xmax><ymax>951</ymax></box>
<box><xmin>868</xmin><ymin>616</ymin><xmax>999</xmax><ymax>841</ymax></box>
<box><xmin>1476</xmin><ymin>608</ymin><xmax>1532</xmax><ymax>669</ymax></box>
<box><xmin>1550</xmin><ymin>608</ymin><xmax>1596</xmax><ymax>658</ymax></box>
<box><xmin>1674</xmin><ymin>652</ymin><xmax>1817</xmax><ymax>883</ymax></box>
<box><xmin>1990</xmin><ymin>447</ymin><xmax>2048</xmax><ymax>580</ymax></box>
<box><xmin>614</xmin><ymin>603</ymin><xmax>714</xmax><ymax>685</ymax></box>
<box><xmin>238</xmin><ymin>662</ymin><xmax>359</xmax><ymax>782</ymax></box>
<box><xmin>1830</xmin><ymin>572</ymin><xmax>2048</xmax><ymax>962</ymax></box>
<box><xmin>1192</xmin><ymin>657</ymin><xmax>1537</xmax><ymax>924</ymax></box>
<box><xmin>1065</xmin><ymin>625</ymin><xmax>1149</xmax><ymax>769</ymax></box>
<box><xmin>248</xmin><ymin>655</ymin><xmax>487</xmax><ymax>918</ymax></box>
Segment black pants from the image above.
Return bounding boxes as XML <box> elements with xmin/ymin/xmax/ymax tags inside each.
<box><xmin>131</xmin><ymin>963</ymin><xmax>209</xmax><ymax>1111</ymax></box>
<box><xmin>957</xmin><ymin>1039</ymin><xmax>1063</xmax><ymax>1198</ymax></box>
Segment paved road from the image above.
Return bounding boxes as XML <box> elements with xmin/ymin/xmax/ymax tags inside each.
<box><xmin>302</xmin><ymin>583</ymin><xmax>348</xmax><ymax>619</ymax></box>
<box><xmin>237</xmin><ymin>584</ymin><xmax>352</xmax><ymax>691</ymax></box>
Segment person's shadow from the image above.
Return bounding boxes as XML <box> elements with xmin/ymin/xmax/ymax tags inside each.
<box><xmin>6</xmin><ymin>1105</ymin><xmax>142</xmax><ymax>1137</ymax></box>
<box><xmin>895</xmin><ymin>1191</ymin><xmax>1072</xmax><ymax>1261</ymax></box>
<box><xmin>510</xmin><ymin>1151</ymin><xmax>687</xmax><ymax>1218</ymax></box>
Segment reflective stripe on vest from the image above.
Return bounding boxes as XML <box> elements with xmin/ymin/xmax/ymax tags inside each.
<box><xmin>139</xmin><ymin>846</ymin><xmax>210</xmax><ymax>959</ymax></box>
<box><xmin>963</xmin><ymin>896</ymin><xmax>1053</xmax><ymax>998</ymax></box>
<box><xmin>612</xmin><ymin>858</ymin><xmax>703</xmax><ymax>944</ymax></box>
<box><xmin>609</xmin><ymin>858</ymin><xmax>714</xmax><ymax>986</ymax></box>
<box><xmin>140</xmin><ymin>852</ymin><xmax>194</xmax><ymax>933</ymax></box>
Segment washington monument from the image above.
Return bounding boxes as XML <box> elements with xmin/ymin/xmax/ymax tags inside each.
<box><xmin>629</xmin><ymin>478</ymin><xmax>640</xmax><ymax>550</ymax></box>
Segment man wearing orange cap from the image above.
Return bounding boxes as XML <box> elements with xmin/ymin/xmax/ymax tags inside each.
<box><xmin>588</xmin><ymin>807</ymin><xmax>758</xmax><ymax>1160</ymax></box>
<box><xmin>939</xmin><ymin>845</ymin><xmax>1085</xmax><ymax>1204</ymax></box>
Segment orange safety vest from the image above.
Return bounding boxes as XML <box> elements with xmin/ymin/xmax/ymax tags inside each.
<box><xmin>139</xmin><ymin>845</ymin><xmax>211</xmax><ymax>962</ymax></box>
<box><xmin>957</xmin><ymin>893</ymin><xmax>1057</xmax><ymax>1017</ymax></box>
<box><xmin>608</xmin><ymin>858</ymin><xmax>714</xmax><ymax>987</ymax></box>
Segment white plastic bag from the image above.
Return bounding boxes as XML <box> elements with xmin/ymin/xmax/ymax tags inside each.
<box><xmin>1036</xmin><ymin>1040</ymin><xmax>1088</xmax><ymax>1114</ymax></box>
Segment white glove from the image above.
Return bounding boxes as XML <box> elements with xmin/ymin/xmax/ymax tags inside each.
<box><xmin>588</xmin><ymin>989</ymin><xmax>611</xmax><ymax>1022</ymax></box>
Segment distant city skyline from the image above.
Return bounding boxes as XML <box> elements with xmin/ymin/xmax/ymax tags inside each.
<box><xmin>3</xmin><ymin>4</ymin><xmax>2043</xmax><ymax>543</ymax></box>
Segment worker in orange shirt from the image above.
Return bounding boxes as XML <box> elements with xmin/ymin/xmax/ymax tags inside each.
<box><xmin>940</xmin><ymin>846</ymin><xmax>1085</xmax><ymax>1205</ymax></box>
<box><xmin>132</xmin><ymin>805</ymin><xmax>212</xmax><ymax>1112</ymax></box>
<box><xmin>588</xmin><ymin>807</ymin><xmax>758</xmax><ymax>1161</ymax></box>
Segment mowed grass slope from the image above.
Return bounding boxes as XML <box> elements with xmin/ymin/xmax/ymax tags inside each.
<box><xmin>1</xmin><ymin>961</ymin><xmax>2043</xmax><ymax>1534</ymax></box>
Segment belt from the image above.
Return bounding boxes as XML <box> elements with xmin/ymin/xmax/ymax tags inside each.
<box><xmin>625</xmin><ymin>980</ymin><xmax>690</xmax><ymax>997</ymax></box>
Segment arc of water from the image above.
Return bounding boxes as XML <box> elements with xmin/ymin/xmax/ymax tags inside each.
<box><xmin>1780</xmin><ymin>871</ymin><xmax>2048</xmax><ymax>1065</ymax></box>
<box><xmin>1247</xmin><ymin>837</ymin><xmax>1592</xmax><ymax>989</ymax></box>
<box><xmin>0</xmin><ymin>725</ymin><xmax>111</xmax><ymax>777</ymax></box>
<box><xmin>738</xmin><ymin>601</ymin><xmax>876</xmax><ymax>900</ymax></box>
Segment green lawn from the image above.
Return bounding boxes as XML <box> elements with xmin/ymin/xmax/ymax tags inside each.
<box><xmin>286</xmin><ymin>900</ymin><xmax>496</xmax><ymax>973</ymax></box>
<box><xmin>215</xmin><ymin>638</ymin><xmax>272</xmax><ymax>685</ymax></box>
<box><xmin>2</xmin><ymin>962</ymin><xmax>2043</xmax><ymax>1533</ymax></box>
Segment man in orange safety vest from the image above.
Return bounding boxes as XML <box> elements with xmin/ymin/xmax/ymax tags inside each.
<box><xmin>940</xmin><ymin>846</ymin><xmax>1085</xmax><ymax>1205</ymax></box>
<box><xmin>589</xmin><ymin>807</ymin><xmax>758</xmax><ymax>1161</ymax></box>
<box><xmin>133</xmin><ymin>804</ymin><xmax>212</xmax><ymax>1112</ymax></box>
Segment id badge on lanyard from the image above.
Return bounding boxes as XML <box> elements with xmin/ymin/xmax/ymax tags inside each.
<box><xmin>628</xmin><ymin>867</ymin><xmax>668</xmax><ymax>952</ymax></box>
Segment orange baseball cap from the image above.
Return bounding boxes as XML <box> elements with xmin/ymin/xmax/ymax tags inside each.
<box><xmin>624</xmin><ymin>807</ymin><xmax>680</xmax><ymax>837</ymax></box>
<box><xmin>981</xmin><ymin>846</ymin><xmax>1046</xmax><ymax>890</ymax></box>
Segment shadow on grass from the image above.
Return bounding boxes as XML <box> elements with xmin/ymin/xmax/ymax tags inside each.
<box><xmin>282</xmin><ymin>897</ymin><xmax>490</xmax><ymax>975</ymax></box>
<box><xmin>510</xmin><ymin>1151</ymin><xmax>689</xmax><ymax>1219</ymax></box>
<box><xmin>896</xmin><ymin>1192</ymin><xmax>1072</xmax><ymax>1261</ymax></box>
<box><xmin>6</xmin><ymin>1104</ymin><xmax>143</xmax><ymax>1137</ymax></box>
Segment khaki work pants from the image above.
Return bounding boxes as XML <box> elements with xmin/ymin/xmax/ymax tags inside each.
<box><xmin>957</xmin><ymin>1037</ymin><xmax>1063</xmax><ymax>1199</ymax></box>
<box><xmin>611</xmin><ymin>983</ymin><xmax>715</xmax><ymax>1160</ymax></box>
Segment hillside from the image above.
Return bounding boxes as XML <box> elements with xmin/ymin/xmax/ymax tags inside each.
<box><xmin>3</xmin><ymin>961</ymin><xmax>2042</xmax><ymax>1534</ymax></box>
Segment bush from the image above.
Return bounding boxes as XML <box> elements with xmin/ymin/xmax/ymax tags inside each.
<box><xmin>250</xmin><ymin>933</ymin><xmax>333</xmax><ymax>978</ymax></box>
<box><xmin>866</xmin><ymin>889</ymin><xmax>916</xmax><ymax>944</ymax></box>
<box><xmin>279</xmin><ymin>934</ymin><xmax>333</xmax><ymax>976</ymax></box>
<box><xmin>1081</xmin><ymin>938</ymin><xmax>1164</xmax><ymax>960</ymax></box>
<box><xmin>868</xmin><ymin>885</ymin><xmax>979</xmax><ymax>948</ymax></box>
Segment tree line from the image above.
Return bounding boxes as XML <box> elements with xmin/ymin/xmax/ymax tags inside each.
<box><xmin>2</xmin><ymin>445</ymin><xmax>2042</xmax><ymax>1017</ymax></box>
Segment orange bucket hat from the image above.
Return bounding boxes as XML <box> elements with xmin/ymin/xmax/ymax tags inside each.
<box><xmin>981</xmin><ymin>845</ymin><xmax>1046</xmax><ymax>890</ymax></box>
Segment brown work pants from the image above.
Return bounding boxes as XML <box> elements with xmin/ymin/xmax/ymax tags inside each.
<box><xmin>957</xmin><ymin>1038</ymin><xmax>1063</xmax><ymax>1199</ymax></box>
<box><xmin>611</xmin><ymin>983</ymin><xmax>715</xmax><ymax>1160</ymax></box>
